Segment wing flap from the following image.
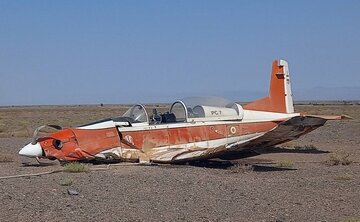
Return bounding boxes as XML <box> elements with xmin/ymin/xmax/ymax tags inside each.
<box><xmin>218</xmin><ymin>116</ymin><xmax>328</xmax><ymax>160</ymax></box>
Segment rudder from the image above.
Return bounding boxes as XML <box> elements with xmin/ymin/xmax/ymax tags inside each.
<box><xmin>244</xmin><ymin>59</ymin><xmax>294</xmax><ymax>113</ymax></box>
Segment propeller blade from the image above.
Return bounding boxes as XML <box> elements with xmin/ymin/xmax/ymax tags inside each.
<box><xmin>31</xmin><ymin>124</ymin><xmax>63</xmax><ymax>145</ymax></box>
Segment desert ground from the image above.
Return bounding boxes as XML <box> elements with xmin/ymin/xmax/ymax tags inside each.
<box><xmin>0</xmin><ymin>104</ymin><xmax>359</xmax><ymax>222</ymax></box>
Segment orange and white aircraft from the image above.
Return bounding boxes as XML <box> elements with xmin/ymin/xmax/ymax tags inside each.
<box><xmin>19</xmin><ymin>59</ymin><xmax>345</xmax><ymax>163</ymax></box>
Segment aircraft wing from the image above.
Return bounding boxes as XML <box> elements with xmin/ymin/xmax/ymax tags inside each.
<box><xmin>148</xmin><ymin>115</ymin><xmax>343</xmax><ymax>162</ymax></box>
<box><xmin>216</xmin><ymin>114</ymin><xmax>350</xmax><ymax>160</ymax></box>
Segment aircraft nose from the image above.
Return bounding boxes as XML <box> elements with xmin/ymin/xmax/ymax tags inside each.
<box><xmin>19</xmin><ymin>142</ymin><xmax>43</xmax><ymax>157</ymax></box>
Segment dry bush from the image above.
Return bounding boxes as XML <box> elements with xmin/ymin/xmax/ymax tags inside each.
<box><xmin>63</xmin><ymin>162</ymin><xmax>89</xmax><ymax>173</ymax></box>
<box><xmin>335</xmin><ymin>173</ymin><xmax>353</xmax><ymax>181</ymax></box>
<box><xmin>0</xmin><ymin>154</ymin><xmax>13</xmax><ymax>163</ymax></box>
<box><xmin>281</xmin><ymin>141</ymin><xmax>298</xmax><ymax>148</ymax></box>
<box><xmin>295</xmin><ymin>144</ymin><xmax>318</xmax><ymax>150</ymax></box>
<box><xmin>276</xmin><ymin>160</ymin><xmax>294</xmax><ymax>167</ymax></box>
<box><xmin>227</xmin><ymin>164</ymin><xmax>253</xmax><ymax>173</ymax></box>
<box><xmin>325</xmin><ymin>152</ymin><xmax>352</xmax><ymax>166</ymax></box>
<box><xmin>0</xmin><ymin>123</ymin><xmax>6</xmax><ymax>133</ymax></box>
<box><xmin>281</xmin><ymin>142</ymin><xmax>319</xmax><ymax>151</ymax></box>
<box><xmin>60</xmin><ymin>178</ymin><xmax>75</xmax><ymax>186</ymax></box>
<box><xmin>12</xmin><ymin>130</ymin><xmax>31</xmax><ymax>138</ymax></box>
<box><xmin>342</xmin><ymin>218</ymin><xmax>360</xmax><ymax>222</ymax></box>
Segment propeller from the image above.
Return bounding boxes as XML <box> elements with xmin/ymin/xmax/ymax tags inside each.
<box><xmin>31</xmin><ymin>124</ymin><xmax>63</xmax><ymax>145</ymax></box>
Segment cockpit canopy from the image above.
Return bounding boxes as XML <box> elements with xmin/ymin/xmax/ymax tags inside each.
<box><xmin>122</xmin><ymin>96</ymin><xmax>244</xmax><ymax>125</ymax></box>
<box><xmin>170</xmin><ymin>96</ymin><xmax>244</xmax><ymax>122</ymax></box>
<box><xmin>122</xmin><ymin>104</ymin><xmax>148</xmax><ymax>123</ymax></box>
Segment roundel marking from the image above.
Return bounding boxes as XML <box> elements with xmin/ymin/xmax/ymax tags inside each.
<box><xmin>230</xmin><ymin>126</ymin><xmax>237</xmax><ymax>135</ymax></box>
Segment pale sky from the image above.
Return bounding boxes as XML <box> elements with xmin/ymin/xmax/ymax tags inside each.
<box><xmin>1</xmin><ymin>0</ymin><xmax>359</xmax><ymax>105</ymax></box>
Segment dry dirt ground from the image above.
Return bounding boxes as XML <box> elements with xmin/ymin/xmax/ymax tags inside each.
<box><xmin>0</xmin><ymin>104</ymin><xmax>359</xmax><ymax>222</ymax></box>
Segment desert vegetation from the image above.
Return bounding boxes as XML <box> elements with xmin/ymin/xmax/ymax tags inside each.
<box><xmin>60</xmin><ymin>177</ymin><xmax>75</xmax><ymax>186</ymax></box>
<box><xmin>63</xmin><ymin>162</ymin><xmax>89</xmax><ymax>173</ymax></box>
<box><xmin>275</xmin><ymin>160</ymin><xmax>294</xmax><ymax>167</ymax></box>
<box><xmin>325</xmin><ymin>152</ymin><xmax>353</xmax><ymax>166</ymax></box>
<box><xmin>0</xmin><ymin>154</ymin><xmax>13</xmax><ymax>163</ymax></box>
<box><xmin>0</xmin><ymin>103</ymin><xmax>359</xmax><ymax>221</ymax></box>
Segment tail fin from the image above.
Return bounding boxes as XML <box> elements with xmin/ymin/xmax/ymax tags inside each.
<box><xmin>244</xmin><ymin>59</ymin><xmax>294</xmax><ymax>113</ymax></box>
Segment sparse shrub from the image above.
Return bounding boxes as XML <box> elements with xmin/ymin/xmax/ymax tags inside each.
<box><xmin>281</xmin><ymin>142</ymin><xmax>297</xmax><ymax>148</ymax></box>
<box><xmin>281</xmin><ymin>142</ymin><xmax>319</xmax><ymax>151</ymax></box>
<box><xmin>325</xmin><ymin>152</ymin><xmax>352</xmax><ymax>166</ymax></box>
<box><xmin>295</xmin><ymin>144</ymin><xmax>318</xmax><ymax>150</ymax></box>
<box><xmin>228</xmin><ymin>164</ymin><xmax>253</xmax><ymax>173</ymax></box>
<box><xmin>342</xmin><ymin>218</ymin><xmax>360</xmax><ymax>222</ymax></box>
<box><xmin>335</xmin><ymin>173</ymin><xmax>353</xmax><ymax>181</ymax></box>
<box><xmin>0</xmin><ymin>154</ymin><xmax>13</xmax><ymax>163</ymax></box>
<box><xmin>60</xmin><ymin>178</ymin><xmax>75</xmax><ymax>186</ymax></box>
<box><xmin>63</xmin><ymin>162</ymin><xmax>89</xmax><ymax>173</ymax></box>
<box><xmin>0</xmin><ymin>123</ymin><xmax>5</xmax><ymax>133</ymax></box>
<box><xmin>276</xmin><ymin>160</ymin><xmax>294</xmax><ymax>167</ymax></box>
<box><xmin>12</xmin><ymin>130</ymin><xmax>31</xmax><ymax>138</ymax></box>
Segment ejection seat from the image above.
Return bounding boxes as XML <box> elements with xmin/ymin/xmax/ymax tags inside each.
<box><xmin>150</xmin><ymin>108</ymin><xmax>177</xmax><ymax>124</ymax></box>
<box><xmin>161</xmin><ymin>112</ymin><xmax>176</xmax><ymax>123</ymax></box>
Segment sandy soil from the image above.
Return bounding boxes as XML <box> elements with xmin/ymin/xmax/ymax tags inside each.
<box><xmin>0</xmin><ymin>104</ymin><xmax>359</xmax><ymax>222</ymax></box>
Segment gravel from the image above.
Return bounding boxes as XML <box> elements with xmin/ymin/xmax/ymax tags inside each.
<box><xmin>0</xmin><ymin>108</ymin><xmax>359</xmax><ymax>222</ymax></box>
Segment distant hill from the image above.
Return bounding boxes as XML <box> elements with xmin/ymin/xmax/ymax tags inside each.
<box><xmin>293</xmin><ymin>86</ymin><xmax>360</xmax><ymax>101</ymax></box>
<box><xmin>1</xmin><ymin>86</ymin><xmax>358</xmax><ymax>106</ymax></box>
<box><xmin>206</xmin><ymin>86</ymin><xmax>360</xmax><ymax>103</ymax></box>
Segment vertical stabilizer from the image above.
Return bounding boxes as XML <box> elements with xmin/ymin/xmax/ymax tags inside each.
<box><xmin>244</xmin><ymin>59</ymin><xmax>294</xmax><ymax>113</ymax></box>
<box><xmin>280</xmin><ymin>60</ymin><xmax>294</xmax><ymax>113</ymax></box>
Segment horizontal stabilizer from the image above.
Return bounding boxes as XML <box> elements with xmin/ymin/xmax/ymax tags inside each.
<box><xmin>305</xmin><ymin>114</ymin><xmax>352</xmax><ymax>120</ymax></box>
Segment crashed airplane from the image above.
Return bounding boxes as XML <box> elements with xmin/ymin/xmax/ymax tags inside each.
<box><xmin>19</xmin><ymin>59</ymin><xmax>345</xmax><ymax>163</ymax></box>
